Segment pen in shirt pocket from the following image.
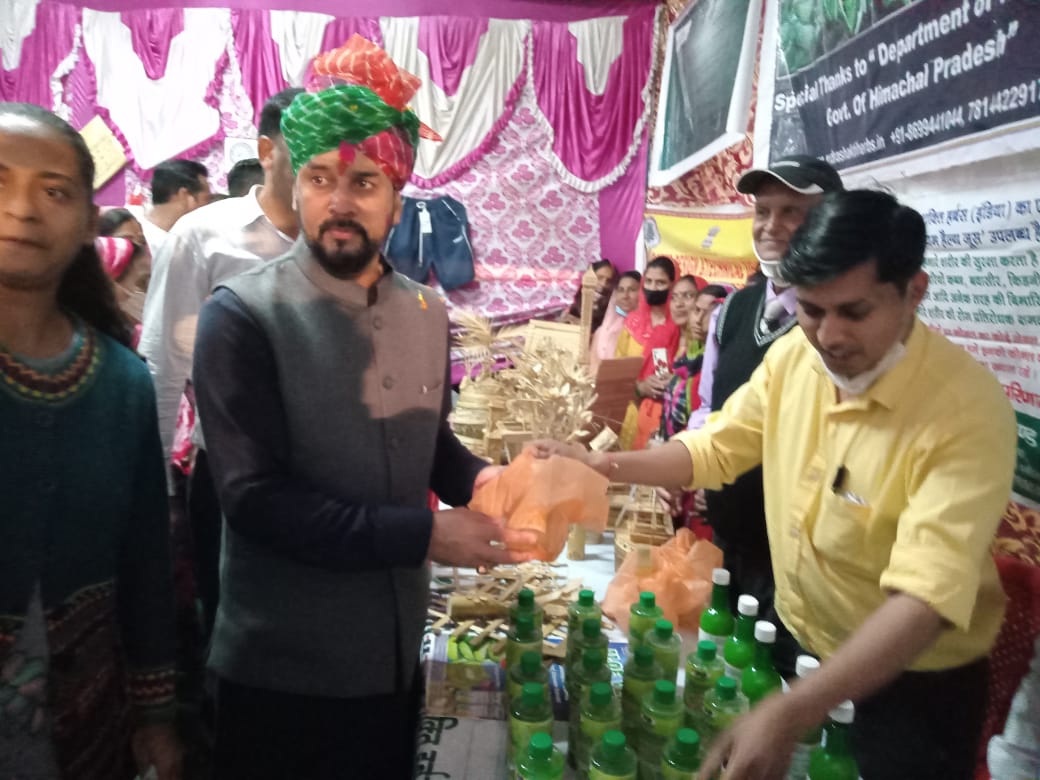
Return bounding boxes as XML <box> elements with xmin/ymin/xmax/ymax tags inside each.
<box><xmin>831</xmin><ymin>465</ymin><xmax>868</xmax><ymax>506</ymax></box>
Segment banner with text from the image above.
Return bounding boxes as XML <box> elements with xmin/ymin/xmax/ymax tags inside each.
<box><xmin>772</xmin><ymin>0</ymin><xmax>1040</xmax><ymax>168</ymax></box>
<box><xmin>914</xmin><ymin>181</ymin><xmax>1040</xmax><ymax>507</ymax></box>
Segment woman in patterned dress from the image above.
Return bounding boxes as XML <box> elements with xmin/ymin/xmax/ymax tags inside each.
<box><xmin>0</xmin><ymin>103</ymin><xmax>179</xmax><ymax>779</ymax></box>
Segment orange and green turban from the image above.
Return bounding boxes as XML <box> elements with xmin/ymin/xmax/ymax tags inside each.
<box><xmin>281</xmin><ymin>35</ymin><xmax>440</xmax><ymax>189</ymax></box>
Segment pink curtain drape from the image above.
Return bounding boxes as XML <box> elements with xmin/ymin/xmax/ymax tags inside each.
<box><xmin>530</xmin><ymin>7</ymin><xmax>654</xmax><ymax>189</ymax></box>
<box><xmin>598</xmin><ymin>130</ymin><xmax>647</xmax><ymax>272</ymax></box>
<box><xmin>0</xmin><ymin>2</ymin><xmax>77</xmax><ymax>107</ymax></box>
<box><xmin>121</xmin><ymin>9</ymin><xmax>184</xmax><ymax>80</ymax></box>
<box><xmin>417</xmin><ymin>16</ymin><xmax>488</xmax><ymax>98</ymax></box>
<box><xmin>231</xmin><ymin>10</ymin><xmax>289</xmax><ymax>128</ymax></box>
<box><xmin>320</xmin><ymin>17</ymin><xmax>382</xmax><ymax>53</ymax></box>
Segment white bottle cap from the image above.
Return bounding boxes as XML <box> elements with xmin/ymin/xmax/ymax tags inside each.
<box><xmin>711</xmin><ymin>568</ymin><xmax>731</xmax><ymax>586</ymax></box>
<box><xmin>795</xmin><ymin>655</ymin><xmax>820</xmax><ymax>679</ymax></box>
<box><xmin>829</xmin><ymin>700</ymin><xmax>855</xmax><ymax>724</ymax></box>
<box><xmin>753</xmin><ymin>620</ymin><xmax>776</xmax><ymax>644</ymax></box>
<box><xmin>737</xmin><ymin>594</ymin><xmax>759</xmax><ymax>617</ymax></box>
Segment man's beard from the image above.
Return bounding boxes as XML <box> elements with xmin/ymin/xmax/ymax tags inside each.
<box><xmin>307</xmin><ymin>219</ymin><xmax>381</xmax><ymax>279</ymax></box>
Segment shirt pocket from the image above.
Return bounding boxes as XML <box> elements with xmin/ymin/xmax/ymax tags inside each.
<box><xmin>812</xmin><ymin>490</ymin><xmax>888</xmax><ymax>578</ymax></box>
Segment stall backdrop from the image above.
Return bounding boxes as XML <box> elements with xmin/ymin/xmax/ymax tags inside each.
<box><xmin>0</xmin><ymin>0</ymin><xmax>660</xmax><ymax>326</ymax></box>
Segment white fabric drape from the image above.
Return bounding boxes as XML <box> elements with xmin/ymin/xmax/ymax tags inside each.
<box><xmin>82</xmin><ymin>9</ymin><xmax>230</xmax><ymax>170</ymax></box>
<box><xmin>381</xmin><ymin>16</ymin><xmax>529</xmax><ymax>183</ymax></box>
<box><xmin>569</xmin><ymin>15</ymin><xmax>625</xmax><ymax>96</ymax></box>
<box><xmin>269</xmin><ymin>10</ymin><xmax>332</xmax><ymax>86</ymax></box>
<box><xmin>1</xmin><ymin>0</ymin><xmax>40</xmax><ymax>70</ymax></box>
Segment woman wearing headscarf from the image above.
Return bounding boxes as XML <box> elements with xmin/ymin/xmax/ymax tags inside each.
<box><xmin>660</xmin><ymin>280</ymin><xmax>729</xmax><ymax>439</ymax></box>
<box><xmin>614</xmin><ymin>256</ymin><xmax>679</xmax><ymax>450</ymax></box>
<box><xmin>95</xmin><ymin>236</ymin><xmax>150</xmax><ymax>350</ymax></box>
<box><xmin>589</xmin><ymin>270</ymin><xmax>640</xmax><ymax>374</ymax></box>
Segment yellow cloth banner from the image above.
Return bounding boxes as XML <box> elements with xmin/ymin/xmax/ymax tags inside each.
<box><xmin>645</xmin><ymin>210</ymin><xmax>757</xmax><ymax>286</ymax></box>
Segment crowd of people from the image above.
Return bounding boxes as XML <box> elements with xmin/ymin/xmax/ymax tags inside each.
<box><xmin>0</xmin><ymin>30</ymin><xmax>1033</xmax><ymax>780</ymax></box>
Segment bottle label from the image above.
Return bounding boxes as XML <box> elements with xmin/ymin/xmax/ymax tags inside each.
<box><xmin>581</xmin><ymin>716</ymin><xmax>621</xmax><ymax>745</ymax></box>
<box><xmin>785</xmin><ymin>742</ymin><xmax>814</xmax><ymax>780</ymax></box>
<box><xmin>509</xmin><ymin>716</ymin><xmax>553</xmax><ymax>753</ymax></box>
<box><xmin>642</xmin><ymin>711</ymin><xmax>681</xmax><ymax>738</ymax></box>
<box><xmin>661</xmin><ymin>763</ymin><xmax>697</xmax><ymax>780</ymax></box>
<box><xmin>589</xmin><ymin>768</ymin><xmax>636</xmax><ymax>780</ymax></box>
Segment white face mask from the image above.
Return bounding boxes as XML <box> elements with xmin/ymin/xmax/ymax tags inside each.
<box><xmin>821</xmin><ymin>340</ymin><xmax>907</xmax><ymax>397</ymax></box>
<box><xmin>753</xmin><ymin>242</ymin><xmax>783</xmax><ymax>281</ymax></box>
<box><xmin>615</xmin><ymin>305</ymin><xmax>628</xmax><ymax>317</ymax></box>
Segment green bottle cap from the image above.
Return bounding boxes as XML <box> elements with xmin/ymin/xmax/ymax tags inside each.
<box><xmin>522</xmin><ymin>682</ymin><xmax>544</xmax><ymax>707</ymax></box>
<box><xmin>696</xmin><ymin>640</ymin><xmax>717</xmax><ymax>661</ymax></box>
<box><xmin>639</xmin><ymin>591</ymin><xmax>656</xmax><ymax>609</ymax></box>
<box><xmin>582</xmin><ymin>617</ymin><xmax>601</xmax><ymax>638</ymax></box>
<box><xmin>716</xmin><ymin>676</ymin><xmax>737</xmax><ymax>701</ymax></box>
<box><xmin>516</xmin><ymin>613</ymin><xmax>536</xmax><ymax>639</ymax></box>
<box><xmin>520</xmin><ymin>651</ymin><xmax>541</xmax><ymax>675</ymax></box>
<box><xmin>653</xmin><ymin>679</ymin><xmax>676</xmax><ymax>704</ymax></box>
<box><xmin>583</xmin><ymin>647</ymin><xmax>605</xmax><ymax>671</ymax></box>
<box><xmin>589</xmin><ymin>681</ymin><xmax>613</xmax><ymax>708</ymax></box>
<box><xmin>603</xmin><ymin>729</ymin><xmax>627</xmax><ymax>759</ymax></box>
<box><xmin>528</xmin><ymin>731</ymin><xmax>554</xmax><ymax>761</ymax></box>
<box><xmin>675</xmin><ymin>728</ymin><xmax>700</xmax><ymax>757</ymax></box>
<box><xmin>634</xmin><ymin>645</ymin><xmax>655</xmax><ymax>668</ymax></box>
<box><xmin>654</xmin><ymin>619</ymin><xmax>673</xmax><ymax>639</ymax></box>
<box><xmin>518</xmin><ymin>588</ymin><xmax>536</xmax><ymax>609</ymax></box>
<box><xmin>578</xmin><ymin>589</ymin><xmax>595</xmax><ymax>607</ymax></box>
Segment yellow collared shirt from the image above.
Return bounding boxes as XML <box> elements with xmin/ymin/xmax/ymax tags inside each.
<box><xmin>674</xmin><ymin>318</ymin><xmax>1015</xmax><ymax>670</ymax></box>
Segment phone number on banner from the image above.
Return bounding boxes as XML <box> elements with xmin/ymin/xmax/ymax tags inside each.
<box><xmin>889</xmin><ymin>78</ymin><xmax>1040</xmax><ymax>148</ymax></box>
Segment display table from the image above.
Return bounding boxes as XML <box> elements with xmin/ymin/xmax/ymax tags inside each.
<box><xmin>419</xmin><ymin>537</ymin><xmax>700</xmax><ymax>779</ymax></box>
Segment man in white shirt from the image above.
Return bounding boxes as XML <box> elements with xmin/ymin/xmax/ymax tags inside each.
<box><xmin>140</xmin><ymin>158</ymin><xmax>212</xmax><ymax>258</ymax></box>
<box><xmin>139</xmin><ymin>86</ymin><xmax>302</xmax><ymax>630</ymax></box>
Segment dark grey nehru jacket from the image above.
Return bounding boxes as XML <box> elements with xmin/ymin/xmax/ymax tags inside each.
<box><xmin>193</xmin><ymin>241</ymin><xmax>485</xmax><ymax>698</ymax></box>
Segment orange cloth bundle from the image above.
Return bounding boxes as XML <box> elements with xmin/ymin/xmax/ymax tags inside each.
<box><xmin>469</xmin><ymin>450</ymin><xmax>609</xmax><ymax>561</ymax></box>
<box><xmin>603</xmin><ymin>528</ymin><xmax>722</xmax><ymax>633</ymax></box>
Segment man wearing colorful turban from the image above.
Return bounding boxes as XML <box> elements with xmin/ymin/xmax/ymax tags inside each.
<box><xmin>192</xmin><ymin>37</ymin><xmax>534</xmax><ymax>779</ymax></box>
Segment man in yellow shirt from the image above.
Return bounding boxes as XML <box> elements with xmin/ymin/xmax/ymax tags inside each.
<box><xmin>533</xmin><ymin>190</ymin><xmax>1015</xmax><ymax>780</ymax></box>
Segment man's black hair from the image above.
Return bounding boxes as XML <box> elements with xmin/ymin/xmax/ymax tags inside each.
<box><xmin>151</xmin><ymin>158</ymin><xmax>208</xmax><ymax>204</ymax></box>
<box><xmin>259</xmin><ymin>87</ymin><xmax>304</xmax><ymax>139</ymax></box>
<box><xmin>227</xmin><ymin>158</ymin><xmax>264</xmax><ymax>197</ymax></box>
<box><xmin>781</xmin><ymin>189</ymin><xmax>926</xmax><ymax>292</ymax></box>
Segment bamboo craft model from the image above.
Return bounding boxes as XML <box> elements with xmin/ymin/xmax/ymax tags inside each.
<box><xmin>612</xmin><ymin>485</ymin><xmax>675</xmax><ymax>571</ymax></box>
<box><xmin>429</xmin><ymin>561</ymin><xmax>600</xmax><ymax>660</ymax></box>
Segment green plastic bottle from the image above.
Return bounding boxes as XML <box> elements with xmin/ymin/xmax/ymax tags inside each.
<box><xmin>683</xmin><ymin>640</ymin><xmax>724</xmax><ymax>733</ymax></box>
<box><xmin>786</xmin><ymin>655</ymin><xmax>823</xmax><ymax>780</ymax></box>
<box><xmin>510</xmin><ymin>682</ymin><xmax>554</xmax><ymax>772</ymax></box>
<box><xmin>515</xmin><ymin>731</ymin><xmax>565</xmax><ymax>780</ymax></box>
<box><xmin>567</xmin><ymin>616</ymin><xmax>608</xmax><ymax>674</ymax></box>
<box><xmin>622</xmin><ymin>645</ymin><xmax>663</xmax><ymax>751</ymax></box>
<box><xmin>589</xmin><ymin>730</ymin><xmax>638</xmax><ymax>780</ymax></box>
<box><xmin>740</xmin><ymin>621</ymin><xmax>783</xmax><ymax>705</ymax></box>
<box><xmin>698</xmin><ymin>568</ymin><xmax>734</xmax><ymax>655</ymax></box>
<box><xmin>807</xmin><ymin>701</ymin><xmax>859</xmax><ymax>780</ymax></box>
<box><xmin>568</xmin><ymin>589</ymin><xmax>602</xmax><ymax>635</ymax></box>
<box><xmin>629</xmin><ymin>592</ymin><xmax>664</xmax><ymax>648</ymax></box>
<box><xmin>639</xmin><ymin>680</ymin><xmax>683</xmax><ymax>779</ymax></box>
<box><xmin>508</xmin><ymin>650</ymin><xmax>549</xmax><ymax>707</ymax></box>
<box><xmin>699</xmin><ymin>676</ymin><xmax>748</xmax><ymax>747</ymax></box>
<box><xmin>507</xmin><ymin>613</ymin><xmax>544</xmax><ymax>670</ymax></box>
<box><xmin>660</xmin><ymin>728</ymin><xmax>701</xmax><ymax>779</ymax></box>
<box><xmin>646</xmin><ymin>619</ymin><xmax>682</xmax><ymax>686</ymax></box>
<box><xmin>511</xmin><ymin>587</ymin><xmax>545</xmax><ymax>630</ymax></box>
<box><xmin>722</xmin><ymin>594</ymin><xmax>759</xmax><ymax>681</ymax></box>
<box><xmin>575</xmin><ymin>681</ymin><xmax>622</xmax><ymax>772</ymax></box>
<box><xmin>567</xmin><ymin>647</ymin><xmax>612</xmax><ymax>766</ymax></box>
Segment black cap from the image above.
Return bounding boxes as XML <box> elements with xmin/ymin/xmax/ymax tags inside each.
<box><xmin>736</xmin><ymin>155</ymin><xmax>843</xmax><ymax>196</ymax></box>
